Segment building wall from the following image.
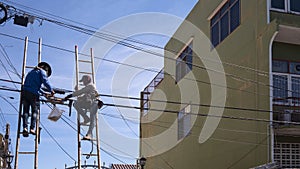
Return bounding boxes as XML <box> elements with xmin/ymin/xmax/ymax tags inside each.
<box><xmin>141</xmin><ymin>0</ymin><xmax>279</xmax><ymax>168</ymax></box>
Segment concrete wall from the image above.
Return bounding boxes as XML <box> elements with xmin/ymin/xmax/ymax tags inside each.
<box><xmin>141</xmin><ymin>0</ymin><xmax>279</xmax><ymax>168</ymax></box>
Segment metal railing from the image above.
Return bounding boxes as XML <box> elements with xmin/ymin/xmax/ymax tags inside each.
<box><xmin>273</xmin><ymin>97</ymin><xmax>300</xmax><ymax>125</ymax></box>
<box><xmin>141</xmin><ymin>69</ymin><xmax>164</xmax><ymax>115</ymax></box>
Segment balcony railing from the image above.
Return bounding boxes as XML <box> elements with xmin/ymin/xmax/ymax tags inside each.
<box><xmin>273</xmin><ymin>97</ymin><xmax>300</xmax><ymax>125</ymax></box>
<box><xmin>141</xmin><ymin>69</ymin><xmax>164</xmax><ymax>115</ymax></box>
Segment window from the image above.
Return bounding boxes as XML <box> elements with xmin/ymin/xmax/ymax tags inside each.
<box><xmin>274</xmin><ymin>143</ymin><xmax>300</xmax><ymax>168</ymax></box>
<box><xmin>271</xmin><ymin>0</ymin><xmax>285</xmax><ymax>11</ymax></box>
<box><xmin>273</xmin><ymin>74</ymin><xmax>288</xmax><ymax>103</ymax></box>
<box><xmin>272</xmin><ymin>60</ymin><xmax>288</xmax><ymax>73</ymax></box>
<box><xmin>270</xmin><ymin>0</ymin><xmax>300</xmax><ymax>14</ymax></box>
<box><xmin>291</xmin><ymin>76</ymin><xmax>300</xmax><ymax>104</ymax></box>
<box><xmin>178</xmin><ymin>105</ymin><xmax>191</xmax><ymax>140</ymax></box>
<box><xmin>272</xmin><ymin>60</ymin><xmax>300</xmax><ymax>104</ymax></box>
<box><xmin>176</xmin><ymin>41</ymin><xmax>193</xmax><ymax>82</ymax></box>
<box><xmin>210</xmin><ymin>0</ymin><xmax>240</xmax><ymax>47</ymax></box>
<box><xmin>290</xmin><ymin>0</ymin><xmax>300</xmax><ymax>13</ymax></box>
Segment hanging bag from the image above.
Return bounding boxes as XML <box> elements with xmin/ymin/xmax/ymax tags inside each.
<box><xmin>48</xmin><ymin>106</ymin><xmax>65</xmax><ymax>122</ymax></box>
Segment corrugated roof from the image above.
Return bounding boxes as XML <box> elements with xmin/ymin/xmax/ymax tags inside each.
<box><xmin>111</xmin><ymin>164</ymin><xmax>137</xmax><ymax>169</ymax></box>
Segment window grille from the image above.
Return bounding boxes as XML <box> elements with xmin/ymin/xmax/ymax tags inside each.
<box><xmin>274</xmin><ymin>143</ymin><xmax>300</xmax><ymax>168</ymax></box>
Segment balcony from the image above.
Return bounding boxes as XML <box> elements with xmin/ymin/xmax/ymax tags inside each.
<box><xmin>273</xmin><ymin>97</ymin><xmax>300</xmax><ymax>136</ymax></box>
<box><xmin>141</xmin><ymin>69</ymin><xmax>164</xmax><ymax>115</ymax></box>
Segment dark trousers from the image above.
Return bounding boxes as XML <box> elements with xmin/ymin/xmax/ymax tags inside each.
<box><xmin>22</xmin><ymin>90</ymin><xmax>40</xmax><ymax>129</ymax></box>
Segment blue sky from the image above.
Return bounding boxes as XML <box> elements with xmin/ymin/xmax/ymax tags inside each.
<box><xmin>0</xmin><ymin>1</ymin><xmax>198</xmax><ymax>168</ymax></box>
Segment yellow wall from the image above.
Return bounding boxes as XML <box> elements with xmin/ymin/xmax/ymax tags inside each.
<box><xmin>141</xmin><ymin>0</ymin><xmax>279</xmax><ymax>168</ymax></box>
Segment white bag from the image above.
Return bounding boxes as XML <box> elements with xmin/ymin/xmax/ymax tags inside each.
<box><xmin>48</xmin><ymin>106</ymin><xmax>65</xmax><ymax>122</ymax></box>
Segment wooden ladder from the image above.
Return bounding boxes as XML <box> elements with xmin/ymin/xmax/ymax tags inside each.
<box><xmin>14</xmin><ymin>37</ymin><xmax>43</xmax><ymax>169</ymax></box>
<box><xmin>74</xmin><ymin>46</ymin><xmax>101</xmax><ymax>169</ymax></box>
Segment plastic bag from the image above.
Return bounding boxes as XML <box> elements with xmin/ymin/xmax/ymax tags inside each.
<box><xmin>48</xmin><ymin>106</ymin><xmax>65</xmax><ymax>122</ymax></box>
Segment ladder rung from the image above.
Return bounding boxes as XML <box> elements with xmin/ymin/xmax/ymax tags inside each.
<box><xmin>80</xmin><ymin>123</ymin><xmax>90</xmax><ymax>126</ymax></box>
<box><xmin>18</xmin><ymin>151</ymin><xmax>35</xmax><ymax>154</ymax></box>
<box><xmin>78</xmin><ymin>60</ymin><xmax>92</xmax><ymax>63</ymax></box>
<box><xmin>81</xmin><ymin>137</ymin><xmax>97</xmax><ymax>141</ymax></box>
<box><xmin>25</xmin><ymin>66</ymin><xmax>35</xmax><ymax>69</ymax></box>
<box><xmin>82</xmin><ymin>153</ymin><xmax>98</xmax><ymax>156</ymax></box>
<box><xmin>79</xmin><ymin>71</ymin><xmax>93</xmax><ymax>75</ymax></box>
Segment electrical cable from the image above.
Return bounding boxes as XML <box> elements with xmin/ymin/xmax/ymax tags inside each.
<box><xmin>39</xmin><ymin>122</ymin><xmax>77</xmax><ymax>162</ymax></box>
<box><xmin>0</xmin><ymin>32</ymin><xmax>298</xmax><ymax>101</ymax></box>
<box><xmin>43</xmin><ymin>102</ymin><xmax>131</xmax><ymax>164</ymax></box>
<box><xmin>0</xmin><ymin>93</ymin><xmax>290</xmax><ymax>156</ymax></box>
<box><xmin>0</xmin><ymin>84</ymin><xmax>298</xmax><ymax>125</ymax></box>
<box><xmin>1</xmin><ymin>31</ymin><xmax>299</xmax><ymax>110</ymax></box>
<box><xmin>0</xmin><ymin>56</ymin><xmax>18</xmax><ymax>89</ymax></box>
<box><xmin>2</xmin><ymin>0</ymin><xmax>271</xmax><ymax>79</ymax></box>
<box><xmin>0</xmin><ymin>2</ymin><xmax>292</xmax><ymax>166</ymax></box>
<box><xmin>0</xmin><ymin>78</ymin><xmax>21</xmax><ymax>84</ymax></box>
<box><xmin>60</xmin><ymin>115</ymin><xmax>129</xmax><ymax>164</ymax></box>
<box><xmin>60</xmin><ymin>110</ymin><xmax>175</xmax><ymax>169</ymax></box>
<box><xmin>115</xmin><ymin>110</ymin><xmax>175</xmax><ymax>169</ymax></box>
<box><xmin>0</xmin><ymin>2</ymin><xmax>277</xmax><ymax>92</ymax></box>
<box><xmin>102</xmin><ymin>102</ymin><xmax>300</xmax><ymax>125</ymax></box>
<box><xmin>0</xmin><ymin>43</ymin><xmax>22</xmax><ymax>79</ymax></box>
<box><xmin>3</xmin><ymin>2</ymin><xmax>300</xmax><ymax>104</ymax></box>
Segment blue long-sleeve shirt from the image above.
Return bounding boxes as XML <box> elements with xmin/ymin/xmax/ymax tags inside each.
<box><xmin>23</xmin><ymin>67</ymin><xmax>53</xmax><ymax>96</ymax></box>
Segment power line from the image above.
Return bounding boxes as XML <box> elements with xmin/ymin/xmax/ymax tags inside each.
<box><xmin>2</xmin><ymin>0</ymin><xmax>270</xmax><ymax>78</ymax></box>
<box><xmin>44</xmin><ymin>103</ymin><xmax>123</xmax><ymax>164</ymax></box>
<box><xmin>0</xmin><ymin>94</ymin><xmax>285</xmax><ymax>168</ymax></box>
<box><xmin>0</xmin><ymin>78</ymin><xmax>21</xmax><ymax>84</ymax></box>
<box><xmin>0</xmin><ymin>43</ymin><xmax>22</xmax><ymax>79</ymax></box>
<box><xmin>0</xmin><ymin>53</ymin><xmax>18</xmax><ymax>89</ymax></box>
<box><xmin>40</xmin><ymin>122</ymin><xmax>77</xmax><ymax>162</ymax></box>
<box><xmin>113</xmin><ymin>108</ymin><xmax>175</xmax><ymax>169</ymax></box>
<box><xmin>99</xmin><ymin>93</ymin><xmax>298</xmax><ymax>120</ymax></box>
<box><xmin>60</xmin><ymin>115</ymin><xmax>128</xmax><ymax>164</ymax></box>
<box><xmin>0</xmin><ymin>84</ymin><xmax>297</xmax><ymax>124</ymax></box>
<box><xmin>102</xmin><ymin>102</ymin><xmax>300</xmax><ymax>125</ymax></box>
<box><xmin>0</xmin><ymin>2</ymin><xmax>277</xmax><ymax>94</ymax></box>
<box><xmin>0</xmin><ymin>32</ymin><xmax>298</xmax><ymax>101</ymax></box>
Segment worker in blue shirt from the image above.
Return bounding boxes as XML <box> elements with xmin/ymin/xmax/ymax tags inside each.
<box><xmin>22</xmin><ymin>62</ymin><xmax>54</xmax><ymax>137</ymax></box>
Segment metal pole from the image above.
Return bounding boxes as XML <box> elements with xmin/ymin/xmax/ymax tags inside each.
<box><xmin>14</xmin><ymin>36</ymin><xmax>28</xmax><ymax>169</ymax></box>
<box><xmin>75</xmin><ymin>45</ymin><xmax>81</xmax><ymax>169</ymax></box>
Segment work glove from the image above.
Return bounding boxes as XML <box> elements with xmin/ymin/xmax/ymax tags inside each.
<box><xmin>64</xmin><ymin>94</ymin><xmax>73</xmax><ymax>101</ymax></box>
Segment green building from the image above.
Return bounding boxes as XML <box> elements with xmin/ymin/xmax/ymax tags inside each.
<box><xmin>140</xmin><ymin>0</ymin><xmax>300</xmax><ymax>168</ymax></box>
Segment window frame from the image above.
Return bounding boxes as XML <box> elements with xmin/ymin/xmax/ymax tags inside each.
<box><xmin>209</xmin><ymin>0</ymin><xmax>241</xmax><ymax>47</ymax></box>
<box><xmin>289</xmin><ymin>0</ymin><xmax>300</xmax><ymax>14</ymax></box>
<box><xmin>272</xmin><ymin>59</ymin><xmax>300</xmax><ymax>105</ymax></box>
<box><xmin>177</xmin><ymin>105</ymin><xmax>191</xmax><ymax>140</ymax></box>
<box><xmin>175</xmin><ymin>40</ymin><xmax>193</xmax><ymax>83</ymax></box>
<box><xmin>272</xmin><ymin>72</ymin><xmax>300</xmax><ymax>105</ymax></box>
<box><xmin>270</xmin><ymin>0</ymin><xmax>287</xmax><ymax>12</ymax></box>
<box><xmin>270</xmin><ymin>0</ymin><xmax>300</xmax><ymax>15</ymax></box>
